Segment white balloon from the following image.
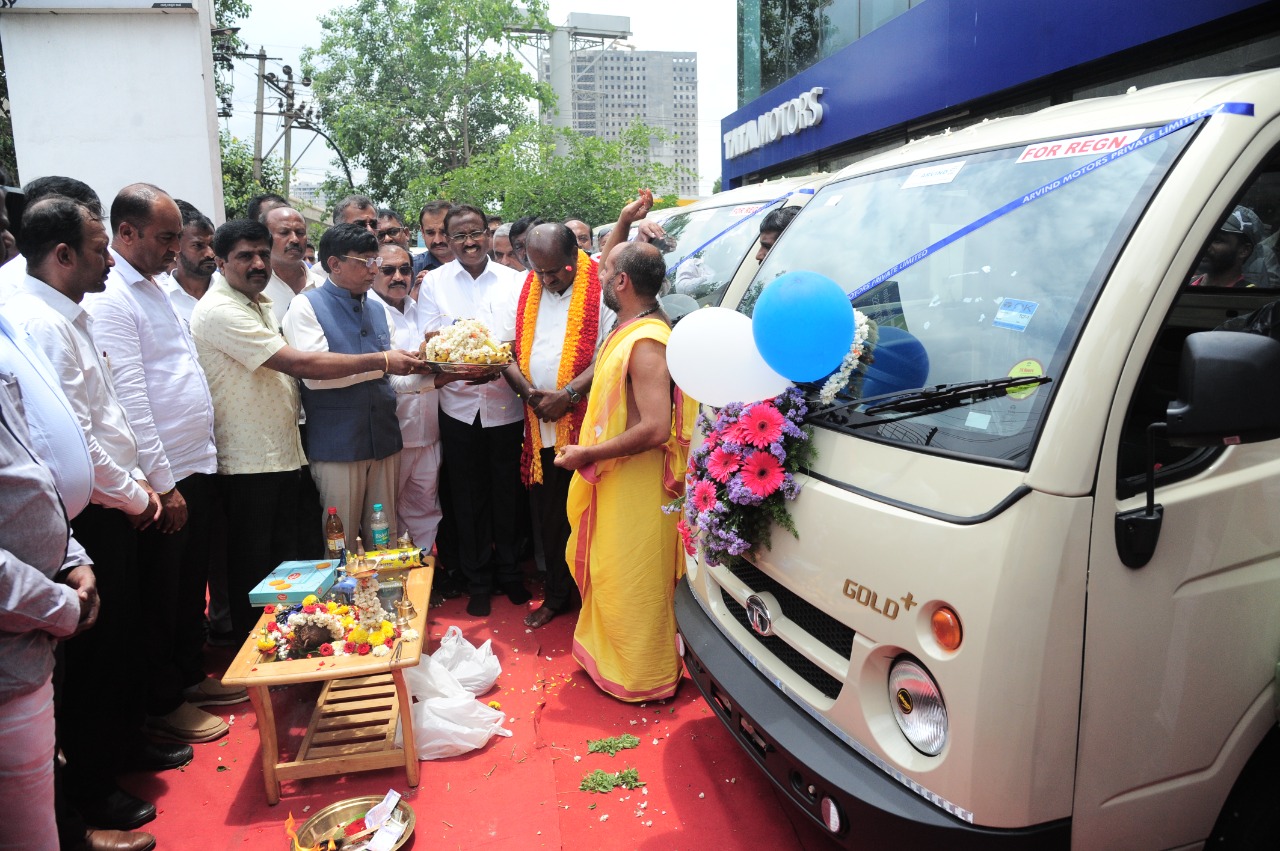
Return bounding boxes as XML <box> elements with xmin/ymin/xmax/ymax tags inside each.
<box><xmin>666</xmin><ymin>307</ymin><xmax>791</xmax><ymax>407</ymax></box>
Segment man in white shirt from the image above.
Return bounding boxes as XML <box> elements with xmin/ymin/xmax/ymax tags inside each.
<box><xmin>162</xmin><ymin>203</ymin><xmax>216</xmax><ymax>328</ymax></box>
<box><xmin>418</xmin><ymin>205</ymin><xmax>530</xmax><ymax>617</ymax></box>
<box><xmin>261</xmin><ymin>206</ymin><xmax>323</xmax><ymax>325</ymax></box>
<box><xmin>84</xmin><ymin>184</ymin><xmax>238</xmax><ymax>747</ymax></box>
<box><xmin>368</xmin><ymin>242</ymin><xmax>443</xmax><ymax>552</ymax></box>
<box><xmin>503</xmin><ymin>223</ymin><xmax>615</xmax><ymax>629</ymax></box>
<box><xmin>0</xmin><ymin>176</ymin><xmax>105</xmax><ymax>305</ymax></box>
<box><xmin>161</xmin><ymin>202</ymin><xmax>238</xmax><ymax>649</ymax></box>
<box><xmin>4</xmin><ymin>196</ymin><xmax>178</xmax><ymax>834</ymax></box>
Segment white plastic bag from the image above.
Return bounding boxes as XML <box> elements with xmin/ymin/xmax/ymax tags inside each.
<box><xmin>397</xmin><ymin>654</ymin><xmax>512</xmax><ymax>760</ymax></box>
<box><xmin>431</xmin><ymin>625</ymin><xmax>501</xmax><ymax>695</ymax></box>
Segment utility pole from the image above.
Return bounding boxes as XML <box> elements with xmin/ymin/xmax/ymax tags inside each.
<box><xmin>228</xmin><ymin>52</ymin><xmax>356</xmax><ymax>197</ymax></box>
<box><xmin>261</xmin><ymin>64</ymin><xmax>309</xmax><ymax>198</ymax></box>
<box><xmin>253</xmin><ymin>48</ymin><xmax>266</xmax><ymax>182</ymax></box>
<box><xmin>227</xmin><ymin>47</ymin><xmax>282</xmax><ymax>183</ymax></box>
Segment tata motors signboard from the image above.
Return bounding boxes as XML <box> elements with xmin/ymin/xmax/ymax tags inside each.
<box><xmin>723</xmin><ymin>87</ymin><xmax>826</xmax><ymax>161</ymax></box>
<box><xmin>0</xmin><ymin>2</ymin><xmax>192</xmax><ymax>9</ymax></box>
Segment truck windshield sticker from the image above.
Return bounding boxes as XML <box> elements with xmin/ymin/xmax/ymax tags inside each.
<box><xmin>1016</xmin><ymin>130</ymin><xmax>1148</xmax><ymax>163</ymax></box>
<box><xmin>845</xmin><ymin>101</ymin><xmax>1254</xmax><ymax>305</ymax></box>
<box><xmin>1006</xmin><ymin>359</ymin><xmax>1045</xmax><ymax>399</ymax></box>
<box><xmin>993</xmin><ymin>298</ymin><xmax>1038</xmax><ymax>331</ymax></box>
<box><xmin>901</xmin><ymin>161</ymin><xmax>965</xmax><ymax>188</ymax></box>
<box><xmin>964</xmin><ymin>411</ymin><xmax>992</xmax><ymax>430</ymax></box>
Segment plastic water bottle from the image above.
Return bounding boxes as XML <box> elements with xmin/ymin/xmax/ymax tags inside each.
<box><xmin>370</xmin><ymin>503</ymin><xmax>391</xmax><ymax>550</ymax></box>
<box><xmin>325</xmin><ymin>507</ymin><xmax>346</xmax><ymax>564</ymax></box>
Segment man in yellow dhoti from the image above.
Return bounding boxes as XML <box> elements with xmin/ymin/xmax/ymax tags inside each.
<box><xmin>554</xmin><ymin>241</ymin><xmax>697</xmax><ymax>702</ymax></box>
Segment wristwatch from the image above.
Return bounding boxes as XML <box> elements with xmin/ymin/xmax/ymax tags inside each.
<box><xmin>564</xmin><ymin>384</ymin><xmax>583</xmax><ymax>404</ymax></box>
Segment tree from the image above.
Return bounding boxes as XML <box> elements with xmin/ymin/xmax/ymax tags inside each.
<box><xmin>219</xmin><ymin>130</ymin><xmax>284</xmax><ymax>221</ymax></box>
<box><xmin>301</xmin><ymin>0</ymin><xmax>552</xmax><ymax>212</ymax></box>
<box><xmin>405</xmin><ymin>121</ymin><xmax>690</xmax><ymax>227</ymax></box>
<box><xmin>0</xmin><ymin>39</ymin><xmax>15</xmax><ymax>183</ymax></box>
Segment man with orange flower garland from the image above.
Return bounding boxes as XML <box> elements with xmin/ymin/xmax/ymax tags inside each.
<box><xmin>554</xmin><ymin>240</ymin><xmax>698</xmax><ymax>701</ymax></box>
<box><xmin>503</xmin><ymin>224</ymin><xmax>615</xmax><ymax>629</ymax></box>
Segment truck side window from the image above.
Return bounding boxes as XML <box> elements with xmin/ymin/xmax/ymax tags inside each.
<box><xmin>1118</xmin><ymin>150</ymin><xmax>1280</xmax><ymax>494</ymax></box>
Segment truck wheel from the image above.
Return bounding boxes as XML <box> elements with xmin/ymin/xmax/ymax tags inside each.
<box><xmin>1206</xmin><ymin>725</ymin><xmax>1280</xmax><ymax>849</ymax></box>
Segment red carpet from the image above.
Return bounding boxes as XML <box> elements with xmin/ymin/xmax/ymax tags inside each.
<box><xmin>124</xmin><ymin>580</ymin><xmax>841</xmax><ymax>850</ymax></box>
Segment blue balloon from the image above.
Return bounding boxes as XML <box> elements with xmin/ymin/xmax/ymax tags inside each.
<box><xmin>861</xmin><ymin>325</ymin><xmax>929</xmax><ymax>398</ymax></box>
<box><xmin>751</xmin><ymin>271</ymin><xmax>855</xmax><ymax>382</ymax></box>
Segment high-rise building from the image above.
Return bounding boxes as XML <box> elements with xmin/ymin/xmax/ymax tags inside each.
<box><xmin>542</xmin><ymin>49</ymin><xmax>700</xmax><ymax>197</ymax></box>
<box><xmin>291</xmin><ymin>181</ymin><xmax>327</xmax><ymax>209</ymax></box>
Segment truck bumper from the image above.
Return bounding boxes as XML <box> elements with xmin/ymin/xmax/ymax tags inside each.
<box><xmin>675</xmin><ymin>579</ymin><xmax>1071</xmax><ymax>849</ymax></box>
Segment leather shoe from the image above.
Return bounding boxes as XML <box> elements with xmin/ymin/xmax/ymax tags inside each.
<box><xmin>466</xmin><ymin>593</ymin><xmax>491</xmax><ymax>617</ymax></box>
<box><xmin>127</xmin><ymin>739</ymin><xmax>194</xmax><ymax>772</ymax></box>
<box><xmin>144</xmin><ymin>701</ymin><xmax>229</xmax><ymax>743</ymax></box>
<box><xmin>77</xmin><ymin>789</ymin><xmax>156</xmax><ymax>831</ymax></box>
<box><xmin>183</xmin><ymin>677</ymin><xmax>249</xmax><ymax>706</ymax></box>
<box><xmin>83</xmin><ymin>828</ymin><xmax>157</xmax><ymax>851</ymax></box>
<box><xmin>503</xmin><ymin>580</ymin><xmax>532</xmax><ymax>606</ymax></box>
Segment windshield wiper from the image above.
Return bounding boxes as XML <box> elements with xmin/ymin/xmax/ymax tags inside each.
<box><xmin>807</xmin><ymin>375</ymin><xmax>1052</xmax><ymax>429</ymax></box>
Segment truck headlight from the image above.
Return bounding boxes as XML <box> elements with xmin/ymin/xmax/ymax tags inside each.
<box><xmin>888</xmin><ymin>657</ymin><xmax>947</xmax><ymax>756</ymax></box>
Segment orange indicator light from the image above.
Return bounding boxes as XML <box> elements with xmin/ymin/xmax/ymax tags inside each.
<box><xmin>931</xmin><ymin>607</ymin><xmax>963</xmax><ymax>651</ymax></box>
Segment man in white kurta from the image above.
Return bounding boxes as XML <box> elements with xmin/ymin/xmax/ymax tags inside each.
<box><xmin>368</xmin><ymin>242</ymin><xmax>443</xmax><ymax>551</ymax></box>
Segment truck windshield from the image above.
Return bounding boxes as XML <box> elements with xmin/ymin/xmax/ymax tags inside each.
<box><xmin>738</xmin><ymin>127</ymin><xmax>1192</xmax><ymax>467</ymax></box>
<box><xmin>661</xmin><ymin>201</ymin><xmax>779</xmax><ymax>304</ymax></box>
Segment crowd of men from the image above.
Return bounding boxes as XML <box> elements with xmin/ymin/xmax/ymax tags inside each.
<box><xmin>0</xmin><ymin>173</ymin><xmax>695</xmax><ymax>851</ymax></box>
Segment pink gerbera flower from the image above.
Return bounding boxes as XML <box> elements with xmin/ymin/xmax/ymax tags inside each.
<box><xmin>734</xmin><ymin>404</ymin><xmax>785</xmax><ymax>448</ymax></box>
<box><xmin>691</xmin><ymin>479</ymin><xmax>719</xmax><ymax>513</ymax></box>
<box><xmin>740</xmin><ymin>451</ymin><xmax>785</xmax><ymax>497</ymax></box>
<box><xmin>677</xmin><ymin>518</ymin><xmax>696</xmax><ymax>556</ymax></box>
<box><xmin>706</xmin><ymin>446</ymin><xmax>742</xmax><ymax>483</ymax></box>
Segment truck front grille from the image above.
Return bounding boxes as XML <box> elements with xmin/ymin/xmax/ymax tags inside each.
<box><xmin>720</xmin><ymin>592</ymin><xmax>844</xmax><ymax>700</ymax></box>
<box><xmin>726</xmin><ymin>561</ymin><xmax>855</xmax><ymax>659</ymax></box>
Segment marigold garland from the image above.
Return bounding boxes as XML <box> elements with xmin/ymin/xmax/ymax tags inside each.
<box><xmin>513</xmin><ymin>250</ymin><xmax>601</xmax><ymax>484</ymax></box>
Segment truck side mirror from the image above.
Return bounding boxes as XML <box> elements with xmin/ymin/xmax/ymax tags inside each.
<box><xmin>1117</xmin><ymin>330</ymin><xmax>1280</xmax><ymax>569</ymax></box>
<box><xmin>1166</xmin><ymin>331</ymin><xmax>1280</xmax><ymax>447</ymax></box>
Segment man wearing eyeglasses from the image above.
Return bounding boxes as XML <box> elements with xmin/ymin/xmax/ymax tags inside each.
<box><xmin>376</xmin><ymin>208</ymin><xmax>413</xmax><ymax>251</ymax></box>
<box><xmin>332</xmin><ymin>194</ymin><xmax>379</xmax><ymax>235</ymax></box>
<box><xmin>418</xmin><ymin>205</ymin><xmax>528</xmax><ymax>617</ymax></box>
<box><xmin>282</xmin><ymin>224</ymin><xmax>440</xmax><ymax>553</ymax></box>
<box><xmin>368</xmin><ymin>242</ymin><xmax>446</xmax><ymax>557</ymax></box>
<box><xmin>261</xmin><ymin>206</ymin><xmax>323</xmax><ymax>325</ymax></box>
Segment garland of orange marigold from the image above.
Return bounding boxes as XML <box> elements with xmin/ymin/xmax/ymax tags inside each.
<box><xmin>513</xmin><ymin>250</ymin><xmax>601</xmax><ymax>485</ymax></box>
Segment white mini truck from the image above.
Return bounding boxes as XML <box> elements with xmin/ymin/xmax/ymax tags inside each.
<box><xmin>676</xmin><ymin>69</ymin><xmax>1280</xmax><ymax>850</ymax></box>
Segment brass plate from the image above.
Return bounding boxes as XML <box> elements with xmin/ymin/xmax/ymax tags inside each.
<box><xmin>294</xmin><ymin>795</ymin><xmax>416</xmax><ymax>849</ymax></box>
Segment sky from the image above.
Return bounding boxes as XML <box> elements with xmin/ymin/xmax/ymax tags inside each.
<box><xmin>223</xmin><ymin>0</ymin><xmax>737</xmax><ymax>199</ymax></box>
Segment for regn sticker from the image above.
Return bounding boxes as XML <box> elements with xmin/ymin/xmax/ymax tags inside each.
<box><xmin>1016</xmin><ymin>130</ymin><xmax>1147</xmax><ymax>163</ymax></box>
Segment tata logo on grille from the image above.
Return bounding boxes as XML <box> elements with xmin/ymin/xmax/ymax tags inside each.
<box><xmin>745</xmin><ymin>595</ymin><xmax>774</xmax><ymax>637</ymax></box>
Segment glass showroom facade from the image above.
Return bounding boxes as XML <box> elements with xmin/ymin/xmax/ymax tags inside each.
<box><xmin>724</xmin><ymin>0</ymin><xmax>1280</xmax><ymax>189</ymax></box>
